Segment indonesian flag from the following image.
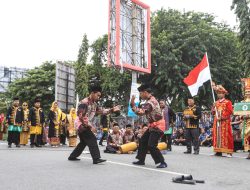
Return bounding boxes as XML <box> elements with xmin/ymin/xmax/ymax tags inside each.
<box><xmin>183</xmin><ymin>54</ymin><xmax>211</xmax><ymax>96</ymax></box>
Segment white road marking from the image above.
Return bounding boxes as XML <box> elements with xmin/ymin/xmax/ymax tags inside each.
<box><xmin>81</xmin><ymin>156</ymin><xmax>189</xmax><ymax>176</ymax></box>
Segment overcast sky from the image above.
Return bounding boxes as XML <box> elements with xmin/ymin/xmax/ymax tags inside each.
<box><xmin>0</xmin><ymin>0</ymin><xmax>238</xmax><ymax>69</ymax></box>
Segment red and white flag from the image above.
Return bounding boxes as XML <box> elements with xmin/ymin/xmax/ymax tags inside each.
<box><xmin>183</xmin><ymin>53</ymin><xmax>211</xmax><ymax>96</ymax></box>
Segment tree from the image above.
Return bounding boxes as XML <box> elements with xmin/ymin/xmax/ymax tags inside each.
<box><xmin>100</xmin><ymin>67</ymin><xmax>131</xmax><ymax>107</ymax></box>
<box><xmin>6</xmin><ymin>62</ymin><xmax>55</xmax><ymax>114</ymax></box>
<box><xmin>139</xmin><ymin>9</ymin><xmax>242</xmax><ymax>111</ymax></box>
<box><xmin>89</xmin><ymin>35</ymin><xmax>131</xmax><ymax>108</ymax></box>
<box><xmin>0</xmin><ymin>93</ymin><xmax>9</xmax><ymax>114</ymax></box>
<box><xmin>231</xmin><ymin>0</ymin><xmax>250</xmax><ymax>76</ymax></box>
<box><xmin>88</xmin><ymin>34</ymin><xmax>109</xmax><ymax>82</ymax></box>
<box><xmin>75</xmin><ymin>34</ymin><xmax>89</xmax><ymax>99</ymax></box>
<box><xmin>91</xmin><ymin>34</ymin><xmax>108</xmax><ymax>66</ymax></box>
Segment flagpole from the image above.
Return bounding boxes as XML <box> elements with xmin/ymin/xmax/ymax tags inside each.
<box><xmin>205</xmin><ymin>52</ymin><xmax>216</xmax><ymax>104</ymax></box>
<box><xmin>205</xmin><ymin>52</ymin><xmax>219</xmax><ymax>125</ymax></box>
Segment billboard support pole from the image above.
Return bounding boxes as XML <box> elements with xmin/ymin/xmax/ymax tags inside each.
<box><xmin>66</xmin><ymin>73</ymin><xmax>69</xmax><ymax>112</ymax></box>
<box><xmin>55</xmin><ymin>62</ymin><xmax>58</xmax><ymax>101</ymax></box>
<box><xmin>131</xmin><ymin>71</ymin><xmax>137</xmax><ymax>127</ymax></box>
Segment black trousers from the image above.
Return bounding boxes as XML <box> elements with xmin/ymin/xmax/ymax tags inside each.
<box><xmin>136</xmin><ymin>128</ymin><xmax>165</xmax><ymax>164</ymax></box>
<box><xmin>60</xmin><ymin>134</ymin><xmax>66</xmax><ymax>145</ymax></box>
<box><xmin>234</xmin><ymin>141</ymin><xmax>243</xmax><ymax>152</ymax></box>
<box><xmin>99</xmin><ymin>131</ymin><xmax>108</xmax><ymax>145</ymax></box>
<box><xmin>161</xmin><ymin>134</ymin><xmax>172</xmax><ymax>151</ymax></box>
<box><xmin>202</xmin><ymin>139</ymin><xmax>212</xmax><ymax>147</ymax></box>
<box><xmin>30</xmin><ymin>134</ymin><xmax>42</xmax><ymax>146</ymax></box>
<box><xmin>69</xmin><ymin>128</ymin><xmax>101</xmax><ymax>160</ymax></box>
<box><xmin>8</xmin><ymin>131</ymin><xmax>20</xmax><ymax>145</ymax></box>
<box><xmin>185</xmin><ymin>128</ymin><xmax>200</xmax><ymax>152</ymax></box>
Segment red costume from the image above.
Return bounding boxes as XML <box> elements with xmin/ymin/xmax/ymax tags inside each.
<box><xmin>212</xmin><ymin>85</ymin><xmax>234</xmax><ymax>154</ymax></box>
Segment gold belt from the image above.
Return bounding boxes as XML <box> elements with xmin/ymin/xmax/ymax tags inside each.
<box><xmin>186</xmin><ymin>125</ymin><xmax>198</xmax><ymax>129</ymax></box>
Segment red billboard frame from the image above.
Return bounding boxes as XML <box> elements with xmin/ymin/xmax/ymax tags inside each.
<box><xmin>108</xmin><ymin>0</ymin><xmax>151</xmax><ymax>74</ymax></box>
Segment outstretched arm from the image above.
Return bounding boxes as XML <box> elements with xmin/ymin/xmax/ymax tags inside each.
<box><xmin>96</xmin><ymin>105</ymin><xmax>121</xmax><ymax>115</ymax></box>
<box><xmin>130</xmin><ymin>95</ymin><xmax>152</xmax><ymax>116</ymax></box>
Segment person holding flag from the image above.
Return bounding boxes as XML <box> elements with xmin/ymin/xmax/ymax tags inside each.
<box><xmin>211</xmin><ymin>84</ymin><xmax>234</xmax><ymax>157</ymax></box>
<box><xmin>183</xmin><ymin>53</ymin><xmax>233</xmax><ymax>157</ymax></box>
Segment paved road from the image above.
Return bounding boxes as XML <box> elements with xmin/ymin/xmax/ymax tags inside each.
<box><xmin>0</xmin><ymin>141</ymin><xmax>249</xmax><ymax>190</ymax></box>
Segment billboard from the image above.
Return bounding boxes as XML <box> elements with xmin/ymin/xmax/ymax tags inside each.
<box><xmin>55</xmin><ymin>61</ymin><xmax>75</xmax><ymax>112</ymax></box>
<box><xmin>108</xmin><ymin>0</ymin><xmax>151</xmax><ymax>74</ymax></box>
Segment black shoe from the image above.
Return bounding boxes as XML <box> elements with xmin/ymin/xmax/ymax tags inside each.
<box><xmin>183</xmin><ymin>175</ymin><xmax>205</xmax><ymax>183</ymax></box>
<box><xmin>172</xmin><ymin>176</ymin><xmax>196</xmax><ymax>185</ymax></box>
<box><xmin>30</xmin><ymin>145</ymin><xmax>35</xmax><ymax>148</ymax></box>
<box><xmin>35</xmin><ymin>144</ymin><xmax>42</xmax><ymax>147</ymax></box>
<box><xmin>193</xmin><ymin>151</ymin><xmax>199</xmax><ymax>155</ymax></box>
<box><xmin>16</xmin><ymin>145</ymin><xmax>20</xmax><ymax>148</ymax></box>
<box><xmin>68</xmin><ymin>157</ymin><xmax>81</xmax><ymax>161</ymax></box>
<box><xmin>8</xmin><ymin>145</ymin><xmax>11</xmax><ymax>148</ymax></box>
<box><xmin>156</xmin><ymin>162</ymin><xmax>168</xmax><ymax>168</ymax></box>
<box><xmin>93</xmin><ymin>158</ymin><xmax>106</xmax><ymax>164</ymax></box>
<box><xmin>183</xmin><ymin>174</ymin><xmax>193</xmax><ymax>180</ymax></box>
<box><xmin>99</xmin><ymin>144</ymin><xmax>104</xmax><ymax>146</ymax></box>
<box><xmin>132</xmin><ymin>160</ymin><xmax>145</xmax><ymax>165</ymax></box>
<box><xmin>184</xmin><ymin>151</ymin><xmax>191</xmax><ymax>154</ymax></box>
<box><xmin>214</xmin><ymin>152</ymin><xmax>222</xmax><ymax>156</ymax></box>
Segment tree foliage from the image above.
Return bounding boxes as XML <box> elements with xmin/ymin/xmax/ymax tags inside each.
<box><xmin>91</xmin><ymin>34</ymin><xmax>108</xmax><ymax>66</ymax></box>
<box><xmin>6</xmin><ymin>62</ymin><xmax>55</xmax><ymax>114</ymax></box>
<box><xmin>0</xmin><ymin>93</ymin><xmax>9</xmax><ymax>114</ymax></box>
<box><xmin>75</xmin><ymin>34</ymin><xmax>89</xmax><ymax>99</ymax></box>
<box><xmin>231</xmin><ymin>0</ymin><xmax>250</xmax><ymax>76</ymax></box>
<box><xmin>87</xmin><ymin>35</ymin><xmax>131</xmax><ymax>108</ymax></box>
<box><xmin>139</xmin><ymin>9</ymin><xmax>242</xmax><ymax>111</ymax></box>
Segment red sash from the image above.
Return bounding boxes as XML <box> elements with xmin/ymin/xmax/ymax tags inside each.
<box><xmin>149</xmin><ymin>119</ymin><xmax>165</xmax><ymax>132</ymax></box>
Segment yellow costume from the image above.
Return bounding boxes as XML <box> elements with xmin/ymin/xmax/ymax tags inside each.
<box><xmin>67</xmin><ymin>108</ymin><xmax>77</xmax><ymax>147</ymax></box>
<box><xmin>20</xmin><ymin>102</ymin><xmax>29</xmax><ymax>145</ymax></box>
